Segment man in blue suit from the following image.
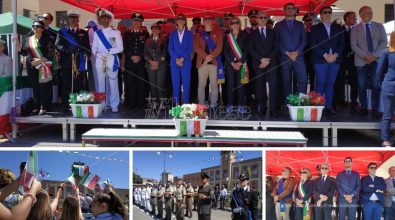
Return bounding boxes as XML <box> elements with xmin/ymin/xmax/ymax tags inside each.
<box><xmin>274</xmin><ymin>2</ymin><xmax>307</xmax><ymax>104</ymax></box>
<box><xmin>361</xmin><ymin>162</ymin><xmax>387</xmax><ymax>220</ymax></box>
<box><xmin>168</xmin><ymin>13</ymin><xmax>193</xmax><ymax>104</ymax></box>
<box><xmin>310</xmin><ymin>6</ymin><xmax>345</xmax><ymax>115</ymax></box>
<box><xmin>336</xmin><ymin>157</ymin><xmax>361</xmax><ymax>220</ymax></box>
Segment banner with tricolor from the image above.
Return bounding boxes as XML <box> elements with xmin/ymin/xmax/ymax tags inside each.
<box><xmin>0</xmin><ymin>76</ymin><xmax>32</xmax><ymax>135</ymax></box>
<box><xmin>70</xmin><ymin>104</ymin><xmax>102</xmax><ymax>118</ymax></box>
<box><xmin>80</xmin><ymin>172</ymin><xmax>101</xmax><ymax>190</ymax></box>
<box><xmin>288</xmin><ymin>106</ymin><xmax>324</xmax><ymax>122</ymax></box>
<box><xmin>72</xmin><ymin>164</ymin><xmax>89</xmax><ymax>177</ymax></box>
<box><xmin>19</xmin><ymin>151</ymin><xmax>38</xmax><ymax>190</ymax></box>
<box><xmin>175</xmin><ymin>119</ymin><xmax>206</xmax><ymax>136</ymax></box>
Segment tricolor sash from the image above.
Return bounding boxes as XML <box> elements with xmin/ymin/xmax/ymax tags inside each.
<box><xmin>96</xmin><ymin>29</ymin><xmax>119</xmax><ymax>72</ymax></box>
<box><xmin>226</xmin><ymin>33</ymin><xmax>249</xmax><ymax>84</ymax></box>
<box><xmin>200</xmin><ymin>31</ymin><xmax>225</xmax><ymax>84</ymax></box>
<box><xmin>28</xmin><ymin>36</ymin><xmax>52</xmax><ymax>83</ymax></box>
<box><xmin>298</xmin><ymin>180</ymin><xmax>311</xmax><ymax>220</ymax></box>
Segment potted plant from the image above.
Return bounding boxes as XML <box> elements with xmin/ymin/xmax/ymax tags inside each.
<box><xmin>169</xmin><ymin>104</ymin><xmax>208</xmax><ymax>137</ymax></box>
<box><xmin>69</xmin><ymin>91</ymin><xmax>106</xmax><ymax>118</ymax></box>
<box><xmin>287</xmin><ymin>92</ymin><xmax>325</xmax><ymax>122</ymax></box>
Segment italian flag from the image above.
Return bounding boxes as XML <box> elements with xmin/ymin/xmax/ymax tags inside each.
<box><xmin>66</xmin><ymin>174</ymin><xmax>77</xmax><ymax>190</ymax></box>
<box><xmin>19</xmin><ymin>151</ymin><xmax>38</xmax><ymax>190</ymax></box>
<box><xmin>0</xmin><ymin>76</ymin><xmax>32</xmax><ymax>135</ymax></box>
<box><xmin>72</xmin><ymin>164</ymin><xmax>89</xmax><ymax>177</ymax></box>
<box><xmin>81</xmin><ymin>172</ymin><xmax>100</xmax><ymax>190</ymax></box>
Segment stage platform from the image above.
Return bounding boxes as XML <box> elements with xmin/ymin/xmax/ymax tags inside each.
<box><xmin>13</xmin><ymin>104</ymin><xmax>387</xmax><ymax>147</ymax></box>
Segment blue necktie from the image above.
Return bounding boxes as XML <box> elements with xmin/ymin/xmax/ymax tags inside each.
<box><xmin>366</xmin><ymin>24</ymin><xmax>373</xmax><ymax>53</ymax></box>
<box><xmin>287</xmin><ymin>20</ymin><xmax>293</xmax><ymax>29</ymax></box>
<box><xmin>260</xmin><ymin>28</ymin><xmax>266</xmax><ymax>41</ymax></box>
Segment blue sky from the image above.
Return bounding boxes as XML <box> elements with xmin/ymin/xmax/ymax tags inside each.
<box><xmin>133</xmin><ymin>151</ymin><xmax>262</xmax><ymax>180</ymax></box>
<box><xmin>0</xmin><ymin>151</ymin><xmax>129</xmax><ymax>189</ymax></box>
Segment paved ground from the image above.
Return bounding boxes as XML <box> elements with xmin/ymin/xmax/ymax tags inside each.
<box><xmin>133</xmin><ymin>205</ymin><xmax>232</xmax><ymax>220</ymax></box>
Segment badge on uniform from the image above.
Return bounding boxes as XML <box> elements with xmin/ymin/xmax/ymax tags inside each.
<box><xmin>110</xmin><ymin>37</ymin><xmax>116</xmax><ymax>47</ymax></box>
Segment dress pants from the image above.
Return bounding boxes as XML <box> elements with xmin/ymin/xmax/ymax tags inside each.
<box><xmin>280</xmin><ymin>56</ymin><xmax>307</xmax><ymax>104</ymax></box>
<box><xmin>171</xmin><ymin>63</ymin><xmax>191</xmax><ymax>104</ymax></box>
<box><xmin>275</xmin><ymin>202</ymin><xmax>291</xmax><ymax>220</ymax></box>
<box><xmin>334</xmin><ymin>56</ymin><xmax>358</xmax><ymax>105</ymax></box>
<box><xmin>314</xmin><ymin>203</ymin><xmax>332</xmax><ymax>220</ymax></box>
<box><xmin>384</xmin><ymin>202</ymin><xmax>395</xmax><ymax>220</ymax></box>
<box><xmin>147</xmin><ymin>65</ymin><xmax>167</xmax><ymax>101</ymax></box>
<box><xmin>254</xmin><ymin>63</ymin><xmax>277</xmax><ymax>113</ymax></box>
<box><xmin>363</xmin><ymin>201</ymin><xmax>383</xmax><ymax>220</ymax></box>
<box><xmin>314</xmin><ymin>62</ymin><xmax>340</xmax><ymax>108</ymax></box>
<box><xmin>338</xmin><ymin>201</ymin><xmax>357</xmax><ymax>220</ymax></box>
<box><xmin>61</xmin><ymin>67</ymin><xmax>86</xmax><ymax>111</ymax></box>
<box><xmin>198</xmin><ymin>64</ymin><xmax>218</xmax><ymax>107</ymax></box>
<box><xmin>95</xmin><ymin>54</ymin><xmax>120</xmax><ymax>111</ymax></box>
<box><xmin>124</xmin><ymin>60</ymin><xmax>147</xmax><ymax>109</ymax></box>
<box><xmin>356</xmin><ymin>62</ymin><xmax>380</xmax><ymax>110</ymax></box>
<box><xmin>225</xmin><ymin>65</ymin><xmax>246</xmax><ymax>107</ymax></box>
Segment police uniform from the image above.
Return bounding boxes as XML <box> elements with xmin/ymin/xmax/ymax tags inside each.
<box><xmin>55</xmin><ymin>10</ymin><xmax>90</xmax><ymax>113</ymax></box>
<box><xmin>164</xmin><ymin>183</ymin><xmax>174</xmax><ymax>220</ymax></box>
<box><xmin>243</xmin><ymin>9</ymin><xmax>259</xmax><ymax>34</ymax></box>
<box><xmin>185</xmin><ymin>184</ymin><xmax>195</xmax><ymax>218</ymax></box>
<box><xmin>175</xmin><ymin>183</ymin><xmax>186</xmax><ymax>220</ymax></box>
<box><xmin>198</xmin><ymin>172</ymin><xmax>213</xmax><ymax>220</ymax></box>
<box><xmin>123</xmin><ymin>13</ymin><xmax>150</xmax><ymax>109</ymax></box>
<box><xmin>91</xmin><ymin>9</ymin><xmax>123</xmax><ymax>112</ymax></box>
<box><xmin>157</xmin><ymin>186</ymin><xmax>165</xmax><ymax>218</ymax></box>
<box><xmin>230</xmin><ymin>174</ymin><xmax>260</xmax><ymax>220</ymax></box>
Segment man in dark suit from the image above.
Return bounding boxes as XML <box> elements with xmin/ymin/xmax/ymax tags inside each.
<box><xmin>336</xmin><ymin>157</ymin><xmax>361</xmax><ymax>220</ymax></box>
<box><xmin>274</xmin><ymin>2</ymin><xmax>307</xmax><ymax>105</ymax></box>
<box><xmin>361</xmin><ymin>162</ymin><xmax>387</xmax><ymax>220</ymax></box>
<box><xmin>313</xmin><ymin>163</ymin><xmax>336</xmax><ymax>220</ymax></box>
<box><xmin>334</xmin><ymin>11</ymin><xmax>358</xmax><ymax>113</ymax></box>
<box><xmin>310</xmin><ymin>6</ymin><xmax>345</xmax><ymax>115</ymax></box>
<box><xmin>197</xmin><ymin>172</ymin><xmax>213</xmax><ymax>220</ymax></box>
<box><xmin>249</xmin><ymin>10</ymin><xmax>279</xmax><ymax>117</ymax></box>
<box><xmin>231</xmin><ymin>173</ymin><xmax>259</xmax><ymax>220</ymax></box>
<box><xmin>55</xmin><ymin>10</ymin><xmax>90</xmax><ymax>113</ymax></box>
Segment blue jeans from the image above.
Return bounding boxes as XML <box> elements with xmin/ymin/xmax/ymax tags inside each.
<box><xmin>384</xmin><ymin>202</ymin><xmax>395</xmax><ymax>220</ymax></box>
<box><xmin>314</xmin><ymin>62</ymin><xmax>340</xmax><ymax>108</ymax></box>
<box><xmin>356</xmin><ymin>62</ymin><xmax>380</xmax><ymax>110</ymax></box>
<box><xmin>363</xmin><ymin>201</ymin><xmax>384</xmax><ymax>220</ymax></box>
<box><xmin>381</xmin><ymin>93</ymin><xmax>395</xmax><ymax>142</ymax></box>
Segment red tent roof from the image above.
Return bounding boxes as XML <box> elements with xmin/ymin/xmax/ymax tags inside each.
<box><xmin>61</xmin><ymin>0</ymin><xmax>337</xmax><ymax>19</ymax></box>
<box><xmin>266</xmin><ymin>151</ymin><xmax>394</xmax><ymax>177</ymax></box>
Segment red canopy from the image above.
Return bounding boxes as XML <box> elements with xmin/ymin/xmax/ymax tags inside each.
<box><xmin>61</xmin><ymin>0</ymin><xmax>336</xmax><ymax>19</ymax></box>
<box><xmin>266</xmin><ymin>151</ymin><xmax>395</xmax><ymax>177</ymax></box>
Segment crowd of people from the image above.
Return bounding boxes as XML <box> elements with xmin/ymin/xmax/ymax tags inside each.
<box><xmin>133</xmin><ymin>172</ymin><xmax>261</xmax><ymax>220</ymax></box>
<box><xmin>266</xmin><ymin>158</ymin><xmax>395</xmax><ymax>220</ymax></box>
<box><xmin>0</xmin><ymin>162</ymin><xmax>128</xmax><ymax>220</ymax></box>
<box><xmin>3</xmin><ymin>3</ymin><xmax>395</xmax><ymax>145</ymax></box>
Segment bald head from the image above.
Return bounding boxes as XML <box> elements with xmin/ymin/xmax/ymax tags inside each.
<box><xmin>359</xmin><ymin>6</ymin><xmax>373</xmax><ymax>23</ymax></box>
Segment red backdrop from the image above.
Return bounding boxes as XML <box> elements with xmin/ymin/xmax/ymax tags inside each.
<box><xmin>266</xmin><ymin>151</ymin><xmax>395</xmax><ymax>178</ymax></box>
<box><xmin>61</xmin><ymin>0</ymin><xmax>336</xmax><ymax>19</ymax></box>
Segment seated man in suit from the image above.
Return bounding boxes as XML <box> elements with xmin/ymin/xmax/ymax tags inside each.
<box><xmin>361</xmin><ymin>162</ymin><xmax>387</xmax><ymax>220</ymax></box>
<box><xmin>336</xmin><ymin>157</ymin><xmax>361</xmax><ymax>220</ymax></box>
<box><xmin>384</xmin><ymin>166</ymin><xmax>395</xmax><ymax>220</ymax></box>
<box><xmin>249</xmin><ymin>10</ymin><xmax>279</xmax><ymax>117</ymax></box>
<box><xmin>350</xmin><ymin>6</ymin><xmax>387</xmax><ymax>117</ymax></box>
<box><xmin>272</xmin><ymin>167</ymin><xmax>296</xmax><ymax>220</ymax></box>
<box><xmin>313</xmin><ymin>163</ymin><xmax>336</xmax><ymax>220</ymax></box>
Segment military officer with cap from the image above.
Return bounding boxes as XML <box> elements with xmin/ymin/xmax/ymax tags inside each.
<box><xmin>91</xmin><ymin>9</ymin><xmax>123</xmax><ymax>113</ymax></box>
<box><xmin>223</xmin><ymin>12</ymin><xmax>234</xmax><ymax>34</ymax></box>
<box><xmin>123</xmin><ymin>12</ymin><xmax>150</xmax><ymax>110</ymax></box>
<box><xmin>150</xmin><ymin>184</ymin><xmax>158</xmax><ymax>216</ymax></box>
<box><xmin>175</xmin><ymin>179</ymin><xmax>186</xmax><ymax>220</ymax></box>
<box><xmin>198</xmin><ymin>172</ymin><xmax>214</xmax><ymax>220</ymax></box>
<box><xmin>157</xmin><ymin>184</ymin><xmax>165</xmax><ymax>219</ymax></box>
<box><xmin>88</xmin><ymin>7</ymin><xmax>104</xmax><ymax>92</ymax></box>
<box><xmin>244</xmin><ymin>9</ymin><xmax>259</xmax><ymax>34</ymax></box>
<box><xmin>164</xmin><ymin>180</ymin><xmax>174</xmax><ymax>220</ymax></box>
<box><xmin>55</xmin><ymin>9</ymin><xmax>90</xmax><ymax>114</ymax></box>
<box><xmin>231</xmin><ymin>173</ymin><xmax>259</xmax><ymax>220</ymax></box>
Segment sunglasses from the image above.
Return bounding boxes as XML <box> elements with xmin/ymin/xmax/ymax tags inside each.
<box><xmin>301</xmin><ymin>171</ymin><xmax>308</xmax><ymax>174</ymax></box>
<box><xmin>345</xmin><ymin>160</ymin><xmax>352</xmax><ymax>163</ymax></box>
<box><xmin>259</xmin><ymin>16</ymin><xmax>268</xmax><ymax>20</ymax></box>
<box><xmin>369</xmin><ymin>167</ymin><xmax>377</xmax><ymax>170</ymax></box>
<box><xmin>322</xmin><ymin>11</ymin><xmax>332</xmax><ymax>15</ymax></box>
<box><xmin>305</xmin><ymin>19</ymin><xmax>313</xmax><ymax>22</ymax></box>
<box><xmin>177</xmin><ymin>17</ymin><xmax>186</xmax><ymax>21</ymax></box>
<box><xmin>286</xmin><ymin>7</ymin><xmax>295</xmax><ymax>11</ymax></box>
<box><xmin>33</xmin><ymin>25</ymin><xmax>44</xmax><ymax>29</ymax></box>
<box><xmin>43</xmin><ymin>17</ymin><xmax>51</xmax><ymax>20</ymax></box>
<box><xmin>321</xmin><ymin>167</ymin><xmax>328</xmax><ymax>170</ymax></box>
<box><xmin>204</xmin><ymin>18</ymin><xmax>212</xmax><ymax>21</ymax></box>
<box><xmin>231</xmin><ymin>21</ymin><xmax>240</xmax><ymax>25</ymax></box>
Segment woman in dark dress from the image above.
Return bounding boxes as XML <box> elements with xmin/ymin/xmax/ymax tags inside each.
<box><xmin>21</xmin><ymin>20</ymin><xmax>54</xmax><ymax>115</ymax></box>
<box><xmin>223</xmin><ymin>16</ymin><xmax>249</xmax><ymax>113</ymax></box>
<box><xmin>292</xmin><ymin>168</ymin><xmax>314</xmax><ymax>220</ymax></box>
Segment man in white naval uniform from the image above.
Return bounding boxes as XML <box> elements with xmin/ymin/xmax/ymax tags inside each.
<box><xmin>141</xmin><ymin>185</ymin><xmax>147</xmax><ymax>210</ymax></box>
<box><xmin>137</xmin><ymin>186</ymin><xmax>142</xmax><ymax>206</ymax></box>
<box><xmin>146</xmin><ymin>184</ymin><xmax>152</xmax><ymax>212</ymax></box>
<box><xmin>91</xmin><ymin>9</ymin><xmax>123</xmax><ymax>112</ymax></box>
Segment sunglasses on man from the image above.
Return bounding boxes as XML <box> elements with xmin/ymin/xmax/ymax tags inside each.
<box><xmin>177</xmin><ymin>17</ymin><xmax>186</xmax><ymax>21</ymax></box>
<box><xmin>204</xmin><ymin>17</ymin><xmax>212</xmax><ymax>21</ymax></box>
<box><xmin>301</xmin><ymin>171</ymin><xmax>308</xmax><ymax>174</ymax></box>
<box><xmin>322</xmin><ymin>11</ymin><xmax>332</xmax><ymax>15</ymax></box>
<box><xmin>321</xmin><ymin>167</ymin><xmax>328</xmax><ymax>170</ymax></box>
<box><xmin>230</xmin><ymin>21</ymin><xmax>240</xmax><ymax>25</ymax></box>
<box><xmin>369</xmin><ymin>167</ymin><xmax>377</xmax><ymax>170</ymax></box>
<box><xmin>259</xmin><ymin>16</ymin><xmax>268</xmax><ymax>20</ymax></box>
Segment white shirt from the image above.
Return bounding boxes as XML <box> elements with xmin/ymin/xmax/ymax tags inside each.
<box><xmin>322</xmin><ymin>175</ymin><xmax>327</xmax><ymax>182</ymax></box>
<box><xmin>177</xmin><ymin>28</ymin><xmax>185</xmax><ymax>44</ymax></box>
<box><xmin>220</xmin><ymin>188</ymin><xmax>227</xmax><ymax>197</ymax></box>
<box><xmin>362</xmin><ymin>20</ymin><xmax>373</xmax><ymax>34</ymax></box>
<box><xmin>323</xmin><ymin>22</ymin><xmax>331</xmax><ymax>37</ymax></box>
<box><xmin>369</xmin><ymin>175</ymin><xmax>379</xmax><ymax>201</ymax></box>
<box><xmin>0</xmin><ymin>54</ymin><xmax>12</xmax><ymax>76</ymax></box>
<box><xmin>92</xmin><ymin>26</ymin><xmax>124</xmax><ymax>56</ymax></box>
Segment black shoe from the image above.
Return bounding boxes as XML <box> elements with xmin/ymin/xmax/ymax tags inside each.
<box><xmin>371</xmin><ymin>110</ymin><xmax>382</xmax><ymax>118</ymax></box>
<box><xmin>270</xmin><ymin>111</ymin><xmax>279</xmax><ymax>117</ymax></box>
<box><xmin>359</xmin><ymin>108</ymin><xmax>368</xmax><ymax>116</ymax></box>
<box><xmin>324</xmin><ymin>108</ymin><xmax>337</xmax><ymax>115</ymax></box>
<box><xmin>258</xmin><ymin>110</ymin><xmax>266</xmax><ymax>116</ymax></box>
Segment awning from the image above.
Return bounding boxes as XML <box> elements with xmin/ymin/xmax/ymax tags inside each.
<box><xmin>60</xmin><ymin>0</ymin><xmax>337</xmax><ymax>19</ymax></box>
<box><xmin>266</xmin><ymin>151</ymin><xmax>395</xmax><ymax>177</ymax></box>
<box><xmin>0</xmin><ymin>12</ymin><xmax>59</xmax><ymax>35</ymax></box>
